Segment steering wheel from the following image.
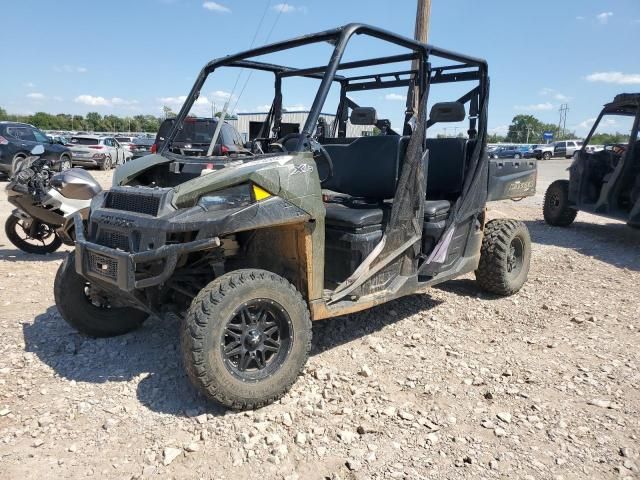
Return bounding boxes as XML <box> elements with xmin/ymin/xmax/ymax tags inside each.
<box><xmin>311</xmin><ymin>140</ymin><xmax>334</xmax><ymax>183</ymax></box>
<box><xmin>269</xmin><ymin>133</ymin><xmax>302</xmax><ymax>153</ymax></box>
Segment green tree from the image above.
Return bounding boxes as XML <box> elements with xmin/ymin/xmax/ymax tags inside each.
<box><xmin>162</xmin><ymin>105</ymin><xmax>176</xmax><ymax>119</ymax></box>
<box><xmin>590</xmin><ymin>132</ymin><xmax>630</xmax><ymax>145</ymax></box>
<box><xmin>0</xmin><ymin>106</ymin><xmax>7</xmax><ymax>121</ymax></box>
<box><xmin>86</xmin><ymin>112</ymin><xmax>102</xmax><ymax>131</ymax></box>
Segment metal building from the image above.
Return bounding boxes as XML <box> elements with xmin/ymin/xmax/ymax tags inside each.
<box><xmin>227</xmin><ymin>111</ymin><xmax>374</xmax><ymax>141</ymax></box>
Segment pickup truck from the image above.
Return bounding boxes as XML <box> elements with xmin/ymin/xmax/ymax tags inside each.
<box><xmin>534</xmin><ymin>140</ymin><xmax>583</xmax><ymax>160</ymax></box>
<box><xmin>533</xmin><ymin>144</ymin><xmax>555</xmax><ymax>160</ymax></box>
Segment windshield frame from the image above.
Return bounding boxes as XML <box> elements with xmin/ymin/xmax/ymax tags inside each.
<box><xmin>160</xmin><ymin>23</ymin><xmax>488</xmax><ymax>157</ymax></box>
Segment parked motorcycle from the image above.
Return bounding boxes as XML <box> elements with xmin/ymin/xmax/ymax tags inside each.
<box><xmin>5</xmin><ymin>145</ymin><xmax>102</xmax><ymax>254</ymax></box>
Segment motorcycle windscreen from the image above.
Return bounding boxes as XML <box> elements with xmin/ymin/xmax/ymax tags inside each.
<box><xmin>487</xmin><ymin>157</ymin><xmax>537</xmax><ymax>201</ymax></box>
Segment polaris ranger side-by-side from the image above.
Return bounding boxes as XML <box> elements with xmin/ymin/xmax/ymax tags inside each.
<box><xmin>55</xmin><ymin>24</ymin><xmax>536</xmax><ymax>409</ymax></box>
<box><xmin>544</xmin><ymin>93</ymin><xmax>640</xmax><ymax>228</ymax></box>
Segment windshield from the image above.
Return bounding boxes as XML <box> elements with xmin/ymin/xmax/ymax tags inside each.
<box><xmin>69</xmin><ymin>137</ymin><xmax>99</xmax><ymax>146</ymax></box>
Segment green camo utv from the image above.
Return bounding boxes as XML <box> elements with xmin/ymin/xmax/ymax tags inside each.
<box><xmin>54</xmin><ymin>24</ymin><xmax>537</xmax><ymax>409</ymax></box>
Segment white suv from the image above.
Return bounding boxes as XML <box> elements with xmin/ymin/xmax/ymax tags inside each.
<box><xmin>534</xmin><ymin>140</ymin><xmax>583</xmax><ymax>160</ymax></box>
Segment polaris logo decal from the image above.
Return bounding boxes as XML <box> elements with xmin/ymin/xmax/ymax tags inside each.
<box><xmin>508</xmin><ymin>180</ymin><xmax>535</xmax><ymax>192</ymax></box>
<box><xmin>290</xmin><ymin>163</ymin><xmax>314</xmax><ymax>176</ymax></box>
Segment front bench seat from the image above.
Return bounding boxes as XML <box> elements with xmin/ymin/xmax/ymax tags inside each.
<box><xmin>324</xmin><ymin>203</ymin><xmax>383</xmax><ymax>228</ymax></box>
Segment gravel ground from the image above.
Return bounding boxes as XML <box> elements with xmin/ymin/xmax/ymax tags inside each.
<box><xmin>0</xmin><ymin>164</ymin><xmax>639</xmax><ymax>480</ymax></box>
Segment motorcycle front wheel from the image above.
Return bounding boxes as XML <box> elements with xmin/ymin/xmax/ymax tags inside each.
<box><xmin>5</xmin><ymin>216</ymin><xmax>63</xmax><ymax>254</ymax></box>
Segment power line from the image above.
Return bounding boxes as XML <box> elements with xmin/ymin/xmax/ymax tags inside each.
<box><xmin>230</xmin><ymin>2</ymin><xmax>284</xmax><ymax>115</ymax></box>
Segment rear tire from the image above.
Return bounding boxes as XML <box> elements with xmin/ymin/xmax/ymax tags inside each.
<box><xmin>543</xmin><ymin>180</ymin><xmax>577</xmax><ymax>226</ymax></box>
<box><xmin>181</xmin><ymin>269</ymin><xmax>312</xmax><ymax>409</ymax></box>
<box><xmin>100</xmin><ymin>156</ymin><xmax>112</xmax><ymax>170</ymax></box>
<box><xmin>514</xmin><ymin>153</ymin><xmax>521</xmax><ymax>159</ymax></box>
<box><xmin>475</xmin><ymin>219</ymin><xmax>531</xmax><ymax>296</ymax></box>
<box><xmin>58</xmin><ymin>155</ymin><xmax>72</xmax><ymax>171</ymax></box>
<box><xmin>5</xmin><ymin>216</ymin><xmax>62</xmax><ymax>254</ymax></box>
<box><xmin>11</xmin><ymin>154</ymin><xmax>26</xmax><ymax>176</ymax></box>
<box><xmin>54</xmin><ymin>253</ymin><xmax>148</xmax><ymax>337</ymax></box>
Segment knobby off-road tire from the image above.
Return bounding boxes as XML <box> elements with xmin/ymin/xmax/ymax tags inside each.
<box><xmin>54</xmin><ymin>253</ymin><xmax>148</xmax><ymax>337</ymax></box>
<box><xmin>181</xmin><ymin>269</ymin><xmax>312</xmax><ymax>410</ymax></box>
<box><xmin>5</xmin><ymin>216</ymin><xmax>62</xmax><ymax>254</ymax></box>
<box><xmin>543</xmin><ymin>180</ymin><xmax>577</xmax><ymax>227</ymax></box>
<box><xmin>475</xmin><ymin>219</ymin><xmax>531</xmax><ymax>296</ymax></box>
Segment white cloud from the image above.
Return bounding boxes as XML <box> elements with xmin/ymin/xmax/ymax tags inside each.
<box><xmin>202</xmin><ymin>1</ymin><xmax>230</xmax><ymax>13</ymax></box>
<box><xmin>74</xmin><ymin>95</ymin><xmax>139</xmax><ymax>107</ymax></box>
<box><xmin>596</xmin><ymin>12</ymin><xmax>613</xmax><ymax>24</ymax></box>
<box><xmin>111</xmin><ymin>97</ymin><xmax>139</xmax><ymax>106</ymax></box>
<box><xmin>26</xmin><ymin>92</ymin><xmax>45</xmax><ymax>100</ymax></box>
<box><xmin>159</xmin><ymin>95</ymin><xmax>187</xmax><ymax>106</ymax></box>
<box><xmin>489</xmin><ymin>125</ymin><xmax>509</xmax><ymax>136</ymax></box>
<box><xmin>284</xmin><ymin>104</ymin><xmax>306</xmax><ymax>111</ymax></box>
<box><xmin>211</xmin><ymin>90</ymin><xmax>233</xmax><ymax>102</ymax></box>
<box><xmin>385</xmin><ymin>93</ymin><xmax>406</xmax><ymax>101</ymax></box>
<box><xmin>55</xmin><ymin>65</ymin><xmax>88</xmax><ymax>73</ymax></box>
<box><xmin>74</xmin><ymin>95</ymin><xmax>110</xmax><ymax>106</ymax></box>
<box><xmin>273</xmin><ymin>3</ymin><xmax>305</xmax><ymax>13</ymax></box>
<box><xmin>575</xmin><ymin>116</ymin><xmax>617</xmax><ymax>134</ymax></box>
<box><xmin>24</xmin><ymin>82</ymin><xmax>36</xmax><ymax>88</ymax></box>
<box><xmin>586</xmin><ymin>71</ymin><xmax>640</xmax><ymax>85</ymax></box>
<box><xmin>539</xmin><ymin>88</ymin><xmax>570</xmax><ymax>101</ymax></box>
<box><xmin>514</xmin><ymin>102</ymin><xmax>554</xmax><ymax>112</ymax></box>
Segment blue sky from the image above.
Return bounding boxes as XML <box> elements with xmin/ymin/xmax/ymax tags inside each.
<box><xmin>2</xmin><ymin>0</ymin><xmax>639</xmax><ymax>137</ymax></box>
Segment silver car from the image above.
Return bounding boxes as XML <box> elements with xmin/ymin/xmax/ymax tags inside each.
<box><xmin>67</xmin><ymin>135</ymin><xmax>132</xmax><ymax>170</ymax></box>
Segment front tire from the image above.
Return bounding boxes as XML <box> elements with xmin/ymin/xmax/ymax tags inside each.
<box><xmin>181</xmin><ymin>269</ymin><xmax>312</xmax><ymax>410</ymax></box>
<box><xmin>5</xmin><ymin>216</ymin><xmax>62</xmax><ymax>254</ymax></box>
<box><xmin>543</xmin><ymin>152</ymin><xmax>552</xmax><ymax>160</ymax></box>
<box><xmin>58</xmin><ymin>155</ymin><xmax>72</xmax><ymax>171</ymax></box>
<box><xmin>514</xmin><ymin>153</ymin><xmax>521</xmax><ymax>159</ymax></box>
<box><xmin>54</xmin><ymin>253</ymin><xmax>148</xmax><ymax>337</ymax></box>
<box><xmin>475</xmin><ymin>219</ymin><xmax>531</xmax><ymax>296</ymax></box>
<box><xmin>543</xmin><ymin>180</ymin><xmax>577</xmax><ymax>226</ymax></box>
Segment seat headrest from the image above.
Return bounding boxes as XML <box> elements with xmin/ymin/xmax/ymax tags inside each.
<box><xmin>350</xmin><ymin>107</ymin><xmax>378</xmax><ymax>125</ymax></box>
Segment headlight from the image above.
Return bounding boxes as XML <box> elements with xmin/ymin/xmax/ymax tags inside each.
<box><xmin>197</xmin><ymin>184</ymin><xmax>271</xmax><ymax>211</ymax></box>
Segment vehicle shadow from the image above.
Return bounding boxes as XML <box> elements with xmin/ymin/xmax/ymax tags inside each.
<box><xmin>22</xmin><ymin>306</ymin><xmax>227</xmax><ymax>418</ymax></box>
<box><xmin>433</xmin><ymin>278</ymin><xmax>502</xmax><ymax>299</ymax></box>
<box><xmin>311</xmin><ymin>293</ymin><xmax>443</xmax><ymax>356</ymax></box>
<box><xmin>0</xmin><ymin>249</ymin><xmax>68</xmax><ymax>262</ymax></box>
<box><xmin>525</xmin><ymin>219</ymin><xmax>640</xmax><ymax>272</ymax></box>
<box><xmin>23</xmin><ymin>293</ymin><xmax>443</xmax><ymax>417</ymax></box>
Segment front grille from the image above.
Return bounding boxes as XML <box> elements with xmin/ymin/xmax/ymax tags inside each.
<box><xmin>88</xmin><ymin>252</ymin><xmax>118</xmax><ymax>280</ymax></box>
<box><xmin>105</xmin><ymin>191</ymin><xmax>161</xmax><ymax>216</ymax></box>
<box><xmin>97</xmin><ymin>230</ymin><xmax>130</xmax><ymax>251</ymax></box>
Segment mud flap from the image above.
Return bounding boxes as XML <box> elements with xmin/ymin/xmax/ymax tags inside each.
<box><xmin>487</xmin><ymin>158</ymin><xmax>537</xmax><ymax>201</ymax></box>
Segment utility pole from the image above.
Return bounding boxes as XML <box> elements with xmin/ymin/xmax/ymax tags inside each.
<box><xmin>410</xmin><ymin>0</ymin><xmax>432</xmax><ymax>117</ymax></box>
<box><xmin>558</xmin><ymin>103</ymin><xmax>569</xmax><ymax>140</ymax></box>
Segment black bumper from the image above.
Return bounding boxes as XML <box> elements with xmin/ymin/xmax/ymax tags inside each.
<box><xmin>73</xmin><ymin>213</ymin><xmax>220</xmax><ymax>291</ymax></box>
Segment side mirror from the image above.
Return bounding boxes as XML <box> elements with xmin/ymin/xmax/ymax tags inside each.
<box><xmin>429</xmin><ymin>102</ymin><xmax>466</xmax><ymax>123</ymax></box>
<box><xmin>31</xmin><ymin>145</ymin><xmax>45</xmax><ymax>155</ymax></box>
<box><xmin>244</xmin><ymin>141</ymin><xmax>253</xmax><ymax>149</ymax></box>
<box><xmin>350</xmin><ymin>107</ymin><xmax>378</xmax><ymax>126</ymax></box>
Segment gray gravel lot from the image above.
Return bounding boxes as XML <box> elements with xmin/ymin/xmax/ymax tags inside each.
<box><xmin>0</xmin><ymin>161</ymin><xmax>639</xmax><ymax>479</ymax></box>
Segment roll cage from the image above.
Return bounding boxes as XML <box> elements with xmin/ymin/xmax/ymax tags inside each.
<box><xmin>160</xmin><ymin>23</ymin><xmax>489</xmax><ymax>155</ymax></box>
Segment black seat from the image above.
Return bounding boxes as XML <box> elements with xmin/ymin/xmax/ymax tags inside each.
<box><xmin>424</xmin><ymin>199</ymin><xmax>451</xmax><ymax>218</ymax></box>
<box><xmin>425</xmin><ymin>138</ymin><xmax>467</xmax><ymax>200</ymax></box>
<box><xmin>324</xmin><ymin>203</ymin><xmax>383</xmax><ymax>229</ymax></box>
<box><xmin>322</xmin><ymin>135</ymin><xmax>410</xmax><ymax>199</ymax></box>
